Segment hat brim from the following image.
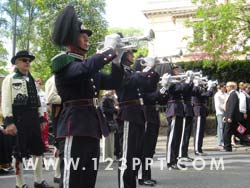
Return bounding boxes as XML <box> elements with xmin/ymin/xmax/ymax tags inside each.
<box><xmin>81</xmin><ymin>29</ymin><xmax>93</xmax><ymax>37</ymax></box>
<box><xmin>11</xmin><ymin>54</ymin><xmax>35</xmax><ymax>64</ymax></box>
<box><xmin>127</xmin><ymin>49</ymin><xmax>137</xmax><ymax>53</ymax></box>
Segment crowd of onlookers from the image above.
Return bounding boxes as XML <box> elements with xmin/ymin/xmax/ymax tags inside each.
<box><xmin>214</xmin><ymin>82</ymin><xmax>250</xmax><ymax>152</ymax></box>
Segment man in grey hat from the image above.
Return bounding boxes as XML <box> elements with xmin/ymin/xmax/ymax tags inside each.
<box><xmin>2</xmin><ymin>50</ymin><xmax>53</xmax><ymax>188</ymax></box>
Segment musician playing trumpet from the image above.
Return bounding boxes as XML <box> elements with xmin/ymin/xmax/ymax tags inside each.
<box><xmin>192</xmin><ymin>78</ymin><xmax>215</xmax><ymax>156</ymax></box>
<box><xmin>161</xmin><ymin>65</ymin><xmax>188</xmax><ymax>170</ymax></box>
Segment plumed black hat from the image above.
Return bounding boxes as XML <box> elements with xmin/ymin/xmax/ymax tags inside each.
<box><xmin>52</xmin><ymin>5</ymin><xmax>92</xmax><ymax>47</ymax></box>
<box><xmin>11</xmin><ymin>50</ymin><xmax>35</xmax><ymax>64</ymax></box>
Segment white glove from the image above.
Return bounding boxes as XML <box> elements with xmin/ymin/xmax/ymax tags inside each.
<box><xmin>193</xmin><ymin>79</ymin><xmax>200</xmax><ymax>87</ymax></box>
<box><xmin>103</xmin><ymin>34</ymin><xmax>127</xmax><ymax>65</ymax></box>
<box><xmin>104</xmin><ymin>33</ymin><xmax>122</xmax><ymax>50</ymax></box>
<box><xmin>185</xmin><ymin>70</ymin><xmax>194</xmax><ymax>82</ymax></box>
<box><xmin>207</xmin><ymin>80</ymin><xmax>213</xmax><ymax>90</ymax></box>
<box><xmin>142</xmin><ymin>57</ymin><xmax>156</xmax><ymax>67</ymax></box>
<box><xmin>185</xmin><ymin>77</ymin><xmax>191</xmax><ymax>84</ymax></box>
<box><xmin>207</xmin><ymin>80</ymin><xmax>217</xmax><ymax>90</ymax></box>
<box><xmin>160</xmin><ymin>73</ymin><xmax>171</xmax><ymax>87</ymax></box>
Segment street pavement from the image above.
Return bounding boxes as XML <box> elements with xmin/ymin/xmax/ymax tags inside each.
<box><xmin>0</xmin><ymin>136</ymin><xmax>250</xmax><ymax>188</ymax></box>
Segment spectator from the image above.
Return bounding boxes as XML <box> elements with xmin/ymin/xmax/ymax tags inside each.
<box><xmin>0</xmin><ymin>92</ymin><xmax>14</xmax><ymax>175</ymax></box>
<box><xmin>244</xmin><ymin>83</ymin><xmax>250</xmax><ymax>137</ymax></box>
<box><xmin>36</xmin><ymin>78</ymin><xmax>49</xmax><ymax>151</ymax></box>
<box><xmin>214</xmin><ymin>83</ymin><xmax>227</xmax><ymax>148</ymax></box>
<box><xmin>101</xmin><ymin>90</ymin><xmax>118</xmax><ymax>160</ymax></box>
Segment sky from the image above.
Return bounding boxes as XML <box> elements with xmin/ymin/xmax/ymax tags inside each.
<box><xmin>3</xmin><ymin>0</ymin><xmax>150</xmax><ymax>62</ymax></box>
<box><xmin>105</xmin><ymin>0</ymin><xmax>149</xmax><ymax>29</ymax></box>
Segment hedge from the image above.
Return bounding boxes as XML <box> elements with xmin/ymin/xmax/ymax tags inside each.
<box><xmin>178</xmin><ymin>60</ymin><xmax>250</xmax><ymax>83</ymax></box>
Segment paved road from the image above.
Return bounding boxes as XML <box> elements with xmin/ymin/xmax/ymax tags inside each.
<box><xmin>1</xmin><ymin>150</ymin><xmax>249</xmax><ymax>188</ymax></box>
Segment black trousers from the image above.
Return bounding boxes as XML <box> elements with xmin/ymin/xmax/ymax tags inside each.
<box><xmin>166</xmin><ymin>116</ymin><xmax>183</xmax><ymax>165</ymax></box>
<box><xmin>58</xmin><ymin>136</ymin><xmax>100</xmax><ymax>188</ymax></box>
<box><xmin>245</xmin><ymin>116</ymin><xmax>250</xmax><ymax>135</ymax></box>
<box><xmin>223</xmin><ymin>122</ymin><xmax>234</xmax><ymax>150</ymax></box>
<box><xmin>193</xmin><ymin>116</ymin><xmax>206</xmax><ymax>153</ymax></box>
<box><xmin>118</xmin><ymin>121</ymin><xmax>145</xmax><ymax>188</ymax></box>
<box><xmin>114</xmin><ymin>120</ymin><xmax>124</xmax><ymax>159</ymax></box>
<box><xmin>139</xmin><ymin>120</ymin><xmax>160</xmax><ymax>180</ymax></box>
<box><xmin>223</xmin><ymin>121</ymin><xmax>249</xmax><ymax>149</ymax></box>
<box><xmin>179</xmin><ymin>116</ymin><xmax>193</xmax><ymax>157</ymax></box>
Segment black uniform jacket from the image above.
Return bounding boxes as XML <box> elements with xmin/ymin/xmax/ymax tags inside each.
<box><xmin>183</xmin><ymin>83</ymin><xmax>195</xmax><ymax>117</ymax></box>
<box><xmin>165</xmin><ymin>83</ymin><xmax>186</xmax><ymax>118</ymax></box>
<box><xmin>116</xmin><ymin>68</ymin><xmax>159</xmax><ymax>125</ymax></box>
<box><xmin>192</xmin><ymin>86</ymin><xmax>213</xmax><ymax>117</ymax></box>
<box><xmin>53</xmin><ymin>52</ymin><xmax>123</xmax><ymax>139</ymax></box>
<box><xmin>143</xmin><ymin>90</ymin><xmax>168</xmax><ymax>124</ymax></box>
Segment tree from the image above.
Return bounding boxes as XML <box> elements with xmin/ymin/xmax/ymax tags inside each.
<box><xmin>0</xmin><ymin>2</ymin><xmax>9</xmax><ymax>75</ymax></box>
<box><xmin>30</xmin><ymin>0</ymin><xmax>108</xmax><ymax>82</ymax></box>
<box><xmin>0</xmin><ymin>42</ymin><xmax>9</xmax><ymax>75</ymax></box>
<box><xmin>2</xmin><ymin>0</ymin><xmax>108</xmax><ymax>82</ymax></box>
<box><xmin>185</xmin><ymin>0</ymin><xmax>248</xmax><ymax>61</ymax></box>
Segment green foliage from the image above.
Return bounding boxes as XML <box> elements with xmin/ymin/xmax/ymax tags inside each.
<box><xmin>186</xmin><ymin>0</ymin><xmax>250</xmax><ymax>61</ymax></box>
<box><xmin>2</xmin><ymin>0</ymin><xmax>108</xmax><ymax>82</ymax></box>
<box><xmin>178</xmin><ymin>59</ymin><xmax>250</xmax><ymax>83</ymax></box>
<box><xmin>108</xmin><ymin>27</ymin><xmax>143</xmax><ymax>37</ymax></box>
<box><xmin>0</xmin><ymin>4</ymin><xmax>9</xmax><ymax>76</ymax></box>
<box><xmin>32</xmin><ymin>0</ymin><xmax>108</xmax><ymax>82</ymax></box>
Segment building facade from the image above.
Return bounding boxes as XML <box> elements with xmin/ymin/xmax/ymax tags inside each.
<box><xmin>142</xmin><ymin>0</ymin><xmax>241</xmax><ymax>62</ymax></box>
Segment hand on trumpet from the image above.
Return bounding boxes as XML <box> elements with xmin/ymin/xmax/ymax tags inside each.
<box><xmin>103</xmin><ymin>33</ymin><xmax>127</xmax><ymax>65</ymax></box>
<box><xmin>207</xmin><ymin>80</ymin><xmax>218</xmax><ymax>91</ymax></box>
<box><xmin>193</xmin><ymin>79</ymin><xmax>200</xmax><ymax>87</ymax></box>
<box><xmin>160</xmin><ymin>73</ymin><xmax>171</xmax><ymax>87</ymax></box>
<box><xmin>185</xmin><ymin>70</ymin><xmax>194</xmax><ymax>84</ymax></box>
<box><xmin>103</xmin><ymin>33</ymin><xmax>123</xmax><ymax>50</ymax></box>
<box><xmin>141</xmin><ymin>57</ymin><xmax>156</xmax><ymax>72</ymax></box>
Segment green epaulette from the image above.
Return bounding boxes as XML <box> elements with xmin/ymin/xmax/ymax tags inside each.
<box><xmin>51</xmin><ymin>52</ymin><xmax>75</xmax><ymax>73</ymax></box>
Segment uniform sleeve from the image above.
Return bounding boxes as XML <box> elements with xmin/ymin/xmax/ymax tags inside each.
<box><xmin>99</xmin><ymin>63</ymin><xmax>124</xmax><ymax>90</ymax></box>
<box><xmin>45</xmin><ymin>76</ymin><xmax>61</xmax><ymax>104</ymax></box>
<box><xmin>64</xmin><ymin>50</ymin><xmax>117</xmax><ymax>82</ymax></box>
<box><xmin>126</xmin><ymin>70</ymin><xmax>160</xmax><ymax>92</ymax></box>
<box><xmin>168</xmin><ymin>83</ymin><xmax>184</xmax><ymax>95</ymax></box>
<box><xmin>201</xmin><ymin>89</ymin><xmax>213</xmax><ymax>97</ymax></box>
<box><xmin>192</xmin><ymin>86</ymin><xmax>201</xmax><ymax>96</ymax></box>
<box><xmin>143</xmin><ymin>91</ymin><xmax>168</xmax><ymax>105</ymax></box>
<box><xmin>1</xmin><ymin>75</ymin><xmax>14</xmax><ymax>126</ymax></box>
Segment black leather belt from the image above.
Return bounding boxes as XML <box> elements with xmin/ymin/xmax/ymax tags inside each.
<box><xmin>119</xmin><ymin>100</ymin><xmax>141</xmax><ymax>107</ymax></box>
<box><xmin>168</xmin><ymin>100</ymin><xmax>182</xmax><ymax>103</ymax></box>
<box><xmin>193</xmin><ymin>103</ymin><xmax>205</xmax><ymax>106</ymax></box>
<box><xmin>63</xmin><ymin>98</ymin><xmax>99</xmax><ymax>108</ymax></box>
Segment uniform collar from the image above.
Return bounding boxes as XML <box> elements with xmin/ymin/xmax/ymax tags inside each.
<box><xmin>67</xmin><ymin>52</ymin><xmax>85</xmax><ymax>61</ymax></box>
